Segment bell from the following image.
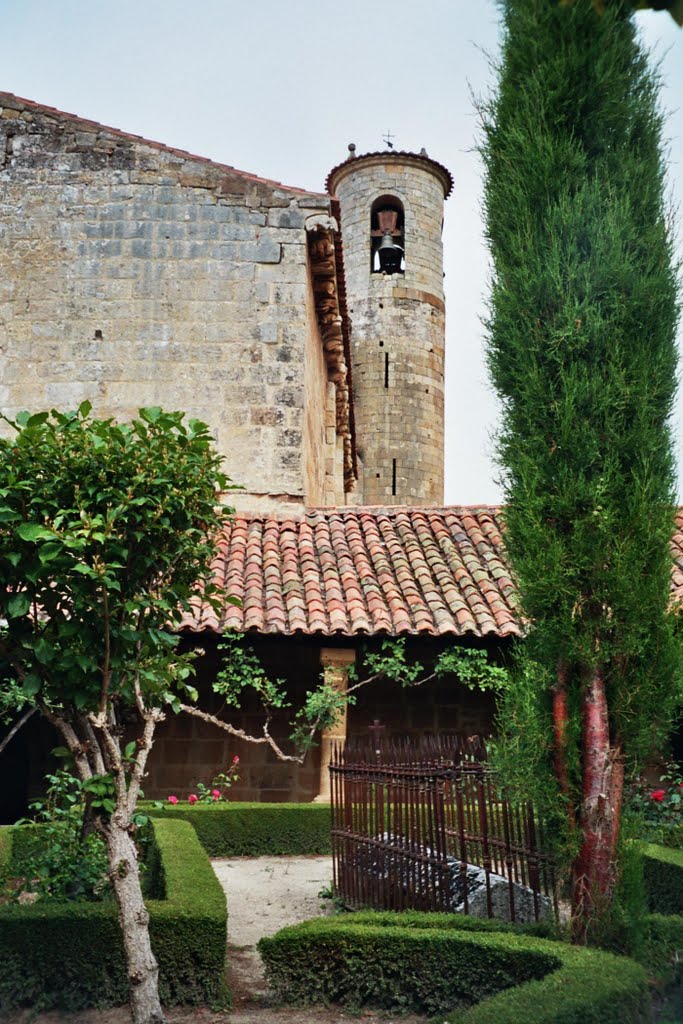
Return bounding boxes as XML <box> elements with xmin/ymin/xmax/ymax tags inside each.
<box><xmin>377</xmin><ymin>232</ymin><xmax>404</xmax><ymax>274</ymax></box>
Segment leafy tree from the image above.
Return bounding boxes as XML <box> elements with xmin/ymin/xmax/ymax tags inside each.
<box><xmin>0</xmin><ymin>404</ymin><xmax>230</xmax><ymax>1024</ymax></box>
<box><xmin>0</xmin><ymin>404</ymin><xmax>510</xmax><ymax>1019</ymax></box>
<box><xmin>561</xmin><ymin>0</ymin><xmax>683</xmax><ymax>25</ymax></box>
<box><xmin>481</xmin><ymin>0</ymin><xmax>682</xmax><ymax>939</ymax></box>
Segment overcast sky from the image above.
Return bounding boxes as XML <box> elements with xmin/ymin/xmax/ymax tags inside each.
<box><xmin>2</xmin><ymin>0</ymin><xmax>682</xmax><ymax>503</ymax></box>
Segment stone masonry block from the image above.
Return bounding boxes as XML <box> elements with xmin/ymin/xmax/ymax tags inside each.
<box><xmin>267</xmin><ymin>204</ymin><xmax>305</xmax><ymax>229</ymax></box>
<box><xmin>242</xmin><ymin>238</ymin><xmax>282</xmax><ymax>264</ymax></box>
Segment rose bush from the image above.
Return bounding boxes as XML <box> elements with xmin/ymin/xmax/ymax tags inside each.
<box><xmin>626</xmin><ymin>763</ymin><xmax>682</xmax><ymax>846</ymax></box>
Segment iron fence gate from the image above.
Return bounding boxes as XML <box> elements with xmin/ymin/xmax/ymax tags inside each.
<box><xmin>329</xmin><ymin>736</ymin><xmax>557</xmax><ymax>923</ymax></box>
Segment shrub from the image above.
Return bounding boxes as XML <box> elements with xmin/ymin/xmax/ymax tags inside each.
<box><xmin>0</xmin><ymin>826</ymin><xmax>11</xmax><ymax>873</ymax></box>
<box><xmin>145</xmin><ymin>800</ymin><xmax>331</xmax><ymax>856</ymax></box>
<box><xmin>0</xmin><ymin>817</ymin><xmax>228</xmax><ymax>1012</ymax></box>
<box><xmin>626</xmin><ymin>765</ymin><xmax>683</xmax><ymax>849</ymax></box>
<box><xmin>8</xmin><ymin>769</ymin><xmax>111</xmax><ymax>903</ymax></box>
<box><xmin>641</xmin><ymin>843</ymin><xmax>683</xmax><ymax>917</ymax></box>
<box><xmin>644</xmin><ymin>913</ymin><xmax>683</xmax><ymax>988</ymax></box>
<box><xmin>259</xmin><ymin>912</ymin><xmax>650</xmax><ymax>1022</ymax></box>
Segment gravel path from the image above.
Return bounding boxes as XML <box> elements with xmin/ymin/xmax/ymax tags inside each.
<box><xmin>212</xmin><ymin>854</ymin><xmax>334</xmax><ymax>1003</ymax></box>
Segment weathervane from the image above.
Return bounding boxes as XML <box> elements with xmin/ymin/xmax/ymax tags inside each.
<box><xmin>382</xmin><ymin>129</ymin><xmax>395</xmax><ymax>150</ymax></box>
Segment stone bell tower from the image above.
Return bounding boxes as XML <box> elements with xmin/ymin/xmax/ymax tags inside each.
<box><xmin>327</xmin><ymin>145</ymin><xmax>453</xmax><ymax>506</ymax></box>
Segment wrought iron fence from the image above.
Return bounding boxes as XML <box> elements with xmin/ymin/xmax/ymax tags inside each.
<box><xmin>329</xmin><ymin>735</ymin><xmax>557</xmax><ymax>924</ymax></box>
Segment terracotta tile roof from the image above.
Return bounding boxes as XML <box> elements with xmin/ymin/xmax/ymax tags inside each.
<box><xmin>183</xmin><ymin>505</ymin><xmax>683</xmax><ymax>640</ymax></box>
<box><xmin>673</xmin><ymin>510</ymin><xmax>683</xmax><ymax>605</ymax></box>
<box><xmin>0</xmin><ymin>91</ymin><xmax>326</xmax><ymax>199</ymax></box>
<box><xmin>184</xmin><ymin>506</ymin><xmax>521</xmax><ymax>639</ymax></box>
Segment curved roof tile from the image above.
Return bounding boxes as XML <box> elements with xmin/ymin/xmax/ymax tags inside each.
<box><xmin>181</xmin><ymin>505</ymin><xmax>683</xmax><ymax>638</ymax></box>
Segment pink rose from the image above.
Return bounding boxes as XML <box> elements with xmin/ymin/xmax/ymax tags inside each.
<box><xmin>233</xmin><ymin>755</ymin><xmax>240</xmax><ymax>764</ymax></box>
<box><xmin>650</xmin><ymin>789</ymin><xmax>666</xmax><ymax>803</ymax></box>
<box><xmin>211</xmin><ymin>788</ymin><xmax>221</xmax><ymax>801</ymax></box>
<box><xmin>188</xmin><ymin>794</ymin><xmax>198</xmax><ymax>804</ymax></box>
<box><xmin>167</xmin><ymin>795</ymin><xmax>179</xmax><ymax>805</ymax></box>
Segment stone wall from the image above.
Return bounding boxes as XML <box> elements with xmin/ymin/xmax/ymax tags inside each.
<box><xmin>142</xmin><ymin>636</ymin><xmax>498</xmax><ymax>803</ymax></box>
<box><xmin>0</xmin><ymin>93</ymin><xmax>341</xmax><ymax>509</ymax></box>
<box><xmin>142</xmin><ymin>637</ymin><xmax>324</xmax><ymax>803</ymax></box>
<box><xmin>5</xmin><ymin>634</ymin><xmax>502</xmax><ymax>818</ymax></box>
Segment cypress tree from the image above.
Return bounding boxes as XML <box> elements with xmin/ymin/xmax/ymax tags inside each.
<box><xmin>481</xmin><ymin>0</ymin><xmax>682</xmax><ymax>938</ymax></box>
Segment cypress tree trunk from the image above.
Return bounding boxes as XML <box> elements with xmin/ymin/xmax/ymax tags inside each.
<box><xmin>572</xmin><ymin>665</ymin><xmax>621</xmax><ymax>938</ymax></box>
<box><xmin>482</xmin><ymin>0</ymin><xmax>681</xmax><ymax>939</ymax></box>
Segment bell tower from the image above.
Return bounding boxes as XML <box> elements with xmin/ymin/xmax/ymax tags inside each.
<box><xmin>327</xmin><ymin>146</ymin><xmax>452</xmax><ymax>506</ymax></box>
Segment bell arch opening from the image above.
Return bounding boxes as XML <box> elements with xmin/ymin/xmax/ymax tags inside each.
<box><xmin>370</xmin><ymin>195</ymin><xmax>405</xmax><ymax>275</ymax></box>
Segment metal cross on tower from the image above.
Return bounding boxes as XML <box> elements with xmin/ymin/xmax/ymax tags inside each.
<box><xmin>382</xmin><ymin>129</ymin><xmax>395</xmax><ymax>149</ymax></box>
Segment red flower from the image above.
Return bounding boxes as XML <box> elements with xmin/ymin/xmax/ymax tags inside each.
<box><xmin>233</xmin><ymin>755</ymin><xmax>239</xmax><ymax>764</ymax></box>
<box><xmin>188</xmin><ymin>794</ymin><xmax>198</xmax><ymax>804</ymax></box>
<box><xmin>211</xmin><ymin>788</ymin><xmax>221</xmax><ymax>801</ymax></box>
<box><xmin>167</xmin><ymin>795</ymin><xmax>179</xmax><ymax>805</ymax></box>
<box><xmin>650</xmin><ymin>789</ymin><xmax>666</xmax><ymax>803</ymax></box>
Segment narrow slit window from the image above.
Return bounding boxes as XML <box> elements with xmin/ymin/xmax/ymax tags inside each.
<box><xmin>392</xmin><ymin>459</ymin><xmax>397</xmax><ymax>496</ymax></box>
<box><xmin>384</xmin><ymin>352</ymin><xmax>389</xmax><ymax>388</ymax></box>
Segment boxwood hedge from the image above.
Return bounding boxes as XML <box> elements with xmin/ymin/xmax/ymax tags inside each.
<box><xmin>145</xmin><ymin>800</ymin><xmax>331</xmax><ymax>856</ymax></box>
<box><xmin>641</xmin><ymin>842</ymin><xmax>683</xmax><ymax>916</ymax></box>
<box><xmin>259</xmin><ymin>912</ymin><xmax>651</xmax><ymax>1023</ymax></box>
<box><xmin>0</xmin><ymin>817</ymin><xmax>229</xmax><ymax>1012</ymax></box>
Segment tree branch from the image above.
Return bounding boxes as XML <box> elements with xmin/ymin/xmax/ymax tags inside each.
<box><xmin>41</xmin><ymin>707</ymin><xmax>93</xmax><ymax>781</ymax></box>
<box><xmin>127</xmin><ymin>709</ymin><xmax>164</xmax><ymax>815</ymax></box>
<box><xmin>0</xmin><ymin>707</ymin><xmax>36</xmax><ymax>757</ymax></box>
<box><xmin>88</xmin><ymin>710</ymin><xmax>128</xmax><ymax>808</ymax></box>
<box><xmin>132</xmin><ymin>662</ymin><xmax>147</xmax><ymax>719</ymax></box>
<box><xmin>79</xmin><ymin>714</ymin><xmax>106</xmax><ymax>775</ymax></box>
<box><xmin>180</xmin><ymin>703</ymin><xmax>305</xmax><ymax>763</ymax></box>
<box><xmin>99</xmin><ymin>582</ymin><xmax>111</xmax><ymax>716</ymax></box>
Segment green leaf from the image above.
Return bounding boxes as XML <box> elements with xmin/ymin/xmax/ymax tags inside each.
<box><xmin>16</xmin><ymin>523</ymin><xmax>55</xmax><ymax>543</ymax></box>
<box><xmin>22</xmin><ymin>673</ymin><xmax>42</xmax><ymax>696</ymax></box>
<box><xmin>7</xmin><ymin>592</ymin><xmax>31</xmax><ymax>618</ymax></box>
<box><xmin>50</xmin><ymin>747</ymin><xmax>71</xmax><ymax>760</ymax></box>
<box><xmin>78</xmin><ymin>400</ymin><xmax>92</xmax><ymax>418</ymax></box>
<box><xmin>38</xmin><ymin>542</ymin><xmax>63</xmax><ymax>564</ymax></box>
<box><xmin>26</xmin><ymin>412</ymin><xmax>49</xmax><ymax>427</ymax></box>
<box><xmin>33</xmin><ymin>638</ymin><xmax>54</xmax><ymax>665</ymax></box>
<box><xmin>140</xmin><ymin>406</ymin><xmax>162</xmax><ymax>424</ymax></box>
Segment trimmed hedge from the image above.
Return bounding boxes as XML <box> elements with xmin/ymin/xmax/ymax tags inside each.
<box><xmin>145</xmin><ymin>800</ymin><xmax>331</xmax><ymax>856</ymax></box>
<box><xmin>644</xmin><ymin>913</ymin><xmax>683</xmax><ymax>987</ymax></box>
<box><xmin>259</xmin><ymin>912</ymin><xmax>651</xmax><ymax>1023</ymax></box>
<box><xmin>641</xmin><ymin>843</ymin><xmax>683</xmax><ymax>916</ymax></box>
<box><xmin>0</xmin><ymin>817</ymin><xmax>229</xmax><ymax>1012</ymax></box>
<box><xmin>6</xmin><ymin>821</ymin><xmax>52</xmax><ymax>869</ymax></box>
<box><xmin>0</xmin><ymin>825</ymin><xmax>11</xmax><ymax>873</ymax></box>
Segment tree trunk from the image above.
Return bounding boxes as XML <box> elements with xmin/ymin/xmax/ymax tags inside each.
<box><xmin>571</xmin><ymin>664</ymin><xmax>623</xmax><ymax>941</ymax></box>
<box><xmin>552</xmin><ymin>661</ymin><xmax>575</xmax><ymax>829</ymax></box>
<box><xmin>104</xmin><ymin>812</ymin><xmax>166</xmax><ymax>1024</ymax></box>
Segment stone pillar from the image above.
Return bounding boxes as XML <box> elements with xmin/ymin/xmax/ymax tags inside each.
<box><xmin>313</xmin><ymin>647</ymin><xmax>356</xmax><ymax>802</ymax></box>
